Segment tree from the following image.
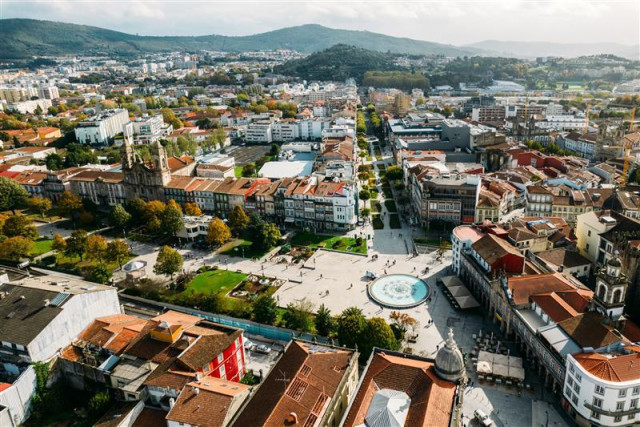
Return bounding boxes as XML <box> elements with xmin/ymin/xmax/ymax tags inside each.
<box><xmin>359</xmin><ymin>190</ymin><xmax>371</xmax><ymax>201</ymax></box>
<box><xmin>161</xmin><ymin>201</ymin><xmax>184</xmax><ymax>237</ymax></box>
<box><xmin>315</xmin><ymin>304</ymin><xmax>335</xmax><ymax>337</ymax></box>
<box><xmin>270</xmin><ymin>143</ymin><xmax>280</xmax><ymax>156</ymax></box>
<box><xmin>154</xmin><ymin>245</ymin><xmax>183</xmax><ymax>278</ymax></box>
<box><xmin>385</xmin><ymin>166</ymin><xmax>403</xmax><ymax>180</ymax></box>
<box><xmin>0</xmin><ymin>176</ymin><xmax>29</xmax><ymax>214</ymax></box>
<box><xmin>106</xmin><ymin>239</ymin><xmax>130</xmax><ymax>270</ymax></box>
<box><xmin>252</xmin><ymin>294</ymin><xmax>278</xmax><ymax>325</ymax></box>
<box><xmin>52</xmin><ymin>234</ymin><xmax>67</xmax><ymax>252</ymax></box>
<box><xmin>3</xmin><ymin>214</ymin><xmax>37</xmax><ymax>239</ymax></box>
<box><xmin>0</xmin><ymin>236</ymin><xmax>34</xmax><ymax>260</ymax></box>
<box><xmin>283</xmin><ymin>298</ymin><xmax>315</xmax><ymax>332</ymax></box>
<box><xmin>66</xmin><ymin>229</ymin><xmax>88</xmax><ymax>261</ymax></box>
<box><xmin>389</xmin><ymin>311</ymin><xmax>419</xmax><ymax>342</ymax></box>
<box><xmin>206</xmin><ymin>217</ymin><xmax>231</xmax><ymax>246</ymax></box>
<box><xmin>228</xmin><ymin>206</ymin><xmax>250</xmax><ymax>236</ymax></box>
<box><xmin>57</xmin><ymin>192</ymin><xmax>83</xmax><ymax>217</ymax></box>
<box><xmin>184</xmin><ymin>202</ymin><xmax>202</xmax><ymax>216</ymax></box>
<box><xmin>85</xmin><ymin>234</ymin><xmax>108</xmax><ymax>262</ymax></box>
<box><xmin>242</xmin><ymin>164</ymin><xmax>256</xmax><ymax>177</ymax></box>
<box><xmin>88</xmin><ymin>391</ymin><xmax>111</xmax><ymax>420</ymax></box>
<box><xmin>337</xmin><ymin>307</ymin><xmax>366</xmax><ymax>349</ymax></box>
<box><xmin>359</xmin><ymin>317</ymin><xmax>399</xmax><ymax>361</ymax></box>
<box><xmin>253</xmin><ymin>222</ymin><xmax>281</xmax><ymax>250</ymax></box>
<box><xmin>85</xmin><ymin>264</ymin><xmax>112</xmax><ymax>284</ymax></box>
<box><xmin>125</xmin><ymin>198</ymin><xmax>147</xmax><ymax>227</ymax></box>
<box><xmin>27</xmin><ymin>197</ymin><xmax>52</xmax><ymax>218</ymax></box>
<box><xmin>161</xmin><ymin>108</ymin><xmax>183</xmax><ymax>129</ymax></box>
<box><xmin>144</xmin><ymin>200</ymin><xmax>166</xmax><ymax>234</ymax></box>
<box><xmin>109</xmin><ymin>204</ymin><xmax>131</xmax><ymax>231</ymax></box>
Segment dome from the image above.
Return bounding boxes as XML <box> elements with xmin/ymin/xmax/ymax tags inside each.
<box><xmin>434</xmin><ymin>328</ymin><xmax>466</xmax><ymax>383</ymax></box>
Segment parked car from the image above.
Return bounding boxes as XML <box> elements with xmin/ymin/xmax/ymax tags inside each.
<box><xmin>474</xmin><ymin>409</ymin><xmax>493</xmax><ymax>426</ymax></box>
<box><xmin>255</xmin><ymin>344</ymin><xmax>272</xmax><ymax>354</ymax></box>
<box><xmin>243</xmin><ymin>340</ymin><xmax>254</xmax><ymax>351</ymax></box>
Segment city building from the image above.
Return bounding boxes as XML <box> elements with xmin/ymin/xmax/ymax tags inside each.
<box><xmin>230</xmin><ymin>340</ymin><xmax>359</xmax><ymax>427</ymax></box>
<box><xmin>74</xmin><ymin>109</ymin><xmax>129</xmax><ymax>145</ymax></box>
<box><xmin>125</xmin><ymin>114</ymin><xmax>172</xmax><ymax>145</ymax></box>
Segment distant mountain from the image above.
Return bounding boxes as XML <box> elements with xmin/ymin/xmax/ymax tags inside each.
<box><xmin>0</xmin><ymin>19</ymin><xmax>479</xmax><ymax>60</ymax></box>
<box><xmin>465</xmin><ymin>40</ymin><xmax>640</xmax><ymax>60</ymax></box>
<box><xmin>274</xmin><ymin>44</ymin><xmax>400</xmax><ymax>82</ymax></box>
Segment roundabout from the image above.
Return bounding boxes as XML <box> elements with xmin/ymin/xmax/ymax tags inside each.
<box><xmin>367</xmin><ymin>274</ymin><xmax>430</xmax><ymax>308</ymax></box>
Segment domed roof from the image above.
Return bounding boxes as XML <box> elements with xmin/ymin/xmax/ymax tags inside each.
<box><xmin>435</xmin><ymin>328</ymin><xmax>466</xmax><ymax>383</ymax></box>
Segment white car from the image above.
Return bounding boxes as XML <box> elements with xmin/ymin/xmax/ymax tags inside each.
<box><xmin>255</xmin><ymin>344</ymin><xmax>272</xmax><ymax>354</ymax></box>
<box><xmin>243</xmin><ymin>340</ymin><xmax>254</xmax><ymax>350</ymax></box>
<box><xmin>474</xmin><ymin>409</ymin><xmax>493</xmax><ymax>426</ymax></box>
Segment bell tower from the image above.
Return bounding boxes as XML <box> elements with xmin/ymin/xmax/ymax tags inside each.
<box><xmin>594</xmin><ymin>251</ymin><xmax>629</xmax><ymax>320</ymax></box>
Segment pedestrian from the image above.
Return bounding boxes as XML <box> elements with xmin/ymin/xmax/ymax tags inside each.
<box><xmin>436</xmin><ymin>344</ymin><xmax>439</xmax><ymax>351</ymax></box>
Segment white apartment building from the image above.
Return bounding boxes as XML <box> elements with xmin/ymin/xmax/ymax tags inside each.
<box><xmin>0</xmin><ymin>87</ymin><xmax>38</xmax><ymax>103</ymax></box>
<box><xmin>6</xmin><ymin>99</ymin><xmax>52</xmax><ymax>114</ymax></box>
<box><xmin>298</xmin><ymin>118</ymin><xmax>331</xmax><ymax>140</ymax></box>
<box><xmin>37</xmin><ymin>86</ymin><xmax>60</xmax><ymax>100</ymax></box>
<box><xmin>271</xmin><ymin>121</ymin><xmax>298</xmax><ymax>142</ymax></box>
<box><xmin>537</xmin><ymin>115</ymin><xmax>588</xmax><ymax>132</ymax></box>
<box><xmin>74</xmin><ymin>109</ymin><xmax>129</xmax><ymax>145</ymax></box>
<box><xmin>451</xmin><ymin>225</ymin><xmax>485</xmax><ymax>275</ymax></box>
<box><xmin>126</xmin><ymin>114</ymin><xmax>171</xmax><ymax>144</ymax></box>
<box><xmin>564</xmin><ymin>350</ymin><xmax>640</xmax><ymax>426</ymax></box>
<box><xmin>245</xmin><ymin>121</ymin><xmax>273</xmax><ymax>143</ymax></box>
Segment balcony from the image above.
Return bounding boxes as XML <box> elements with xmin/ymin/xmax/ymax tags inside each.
<box><xmin>583</xmin><ymin>402</ymin><xmax>640</xmax><ymax>417</ymax></box>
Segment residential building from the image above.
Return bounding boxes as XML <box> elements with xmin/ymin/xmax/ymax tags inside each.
<box><xmin>472</xmin><ymin>105</ymin><xmax>506</xmax><ymax>122</ymax></box>
<box><xmin>74</xmin><ymin>109</ymin><xmax>129</xmax><ymax>145</ymax></box>
<box><xmin>126</xmin><ymin>114</ymin><xmax>172</xmax><ymax>145</ymax></box>
<box><xmin>230</xmin><ymin>340</ymin><xmax>359</xmax><ymax>427</ymax></box>
<box><xmin>68</xmin><ymin>170</ymin><xmax>126</xmax><ymax>206</ymax></box>
<box><xmin>245</xmin><ymin>121</ymin><xmax>273</xmax><ymax>143</ymax></box>
<box><xmin>451</xmin><ymin>225</ymin><xmax>485</xmax><ymax>275</ymax></box>
<box><xmin>6</xmin><ymin>99</ymin><xmax>52</xmax><ymax>114</ymax></box>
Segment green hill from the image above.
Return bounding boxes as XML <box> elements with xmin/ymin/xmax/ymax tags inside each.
<box><xmin>274</xmin><ymin>45</ymin><xmax>400</xmax><ymax>82</ymax></box>
<box><xmin>0</xmin><ymin>19</ymin><xmax>479</xmax><ymax>59</ymax></box>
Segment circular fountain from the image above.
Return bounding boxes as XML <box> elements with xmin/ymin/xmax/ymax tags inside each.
<box><xmin>367</xmin><ymin>274</ymin><xmax>430</xmax><ymax>308</ymax></box>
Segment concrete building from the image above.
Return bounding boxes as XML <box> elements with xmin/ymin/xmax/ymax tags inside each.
<box><xmin>126</xmin><ymin>114</ymin><xmax>172</xmax><ymax>145</ymax></box>
<box><xmin>6</xmin><ymin>99</ymin><xmax>52</xmax><ymax>114</ymax></box>
<box><xmin>245</xmin><ymin>121</ymin><xmax>272</xmax><ymax>143</ymax></box>
<box><xmin>74</xmin><ymin>109</ymin><xmax>129</xmax><ymax>145</ymax></box>
<box><xmin>451</xmin><ymin>225</ymin><xmax>485</xmax><ymax>275</ymax></box>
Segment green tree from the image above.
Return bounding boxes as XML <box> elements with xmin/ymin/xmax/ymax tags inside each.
<box><xmin>252</xmin><ymin>294</ymin><xmax>278</xmax><ymax>324</ymax></box>
<box><xmin>45</xmin><ymin>153</ymin><xmax>64</xmax><ymax>170</ymax></box>
<box><xmin>86</xmin><ymin>264</ymin><xmax>112</xmax><ymax>284</ymax></box>
<box><xmin>0</xmin><ymin>236</ymin><xmax>34</xmax><ymax>260</ymax></box>
<box><xmin>184</xmin><ymin>202</ymin><xmax>202</xmax><ymax>216</ymax></box>
<box><xmin>228</xmin><ymin>205</ymin><xmax>250</xmax><ymax>236</ymax></box>
<box><xmin>337</xmin><ymin>307</ymin><xmax>366</xmax><ymax>349</ymax></box>
<box><xmin>88</xmin><ymin>391</ymin><xmax>111</xmax><ymax>420</ymax></box>
<box><xmin>161</xmin><ymin>201</ymin><xmax>184</xmax><ymax>237</ymax></box>
<box><xmin>161</xmin><ymin>108</ymin><xmax>183</xmax><ymax>129</ymax></box>
<box><xmin>109</xmin><ymin>204</ymin><xmax>131</xmax><ymax>231</ymax></box>
<box><xmin>315</xmin><ymin>304</ymin><xmax>335</xmax><ymax>337</ymax></box>
<box><xmin>106</xmin><ymin>239</ymin><xmax>130</xmax><ymax>270</ymax></box>
<box><xmin>3</xmin><ymin>214</ymin><xmax>37</xmax><ymax>239</ymax></box>
<box><xmin>66</xmin><ymin>229</ymin><xmax>89</xmax><ymax>260</ymax></box>
<box><xmin>270</xmin><ymin>143</ymin><xmax>280</xmax><ymax>156</ymax></box>
<box><xmin>154</xmin><ymin>245</ymin><xmax>183</xmax><ymax>278</ymax></box>
<box><xmin>206</xmin><ymin>217</ymin><xmax>231</xmax><ymax>246</ymax></box>
<box><xmin>125</xmin><ymin>198</ymin><xmax>147</xmax><ymax>227</ymax></box>
<box><xmin>253</xmin><ymin>222</ymin><xmax>281</xmax><ymax>250</ymax></box>
<box><xmin>242</xmin><ymin>163</ymin><xmax>256</xmax><ymax>177</ymax></box>
<box><xmin>0</xmin><ymin>176</ymin><xmax>29</xmax><ymax>214</ymax></box>
<box><xmin>358</xmin><ymin>317</ymin><xmax>399</xmax><ymax>361</ymax></box>
<box><xmin>359</xmin><ymin>190</ymin><xmax>371</xmax><ymax>201</ymax></box>
<box><xmin>385</xmin><ymin>166</ymin><xmax>403</xmax><ymax>180</ymax></box>
<box><xmin>282</xmin><ymin>298</ymin><xmax>314</xmax><ymax>332</ymax></box>
<box><xmin>85</xmin><ymin>234</ymin><xmax>108</xmax><ymax>262</ymax></box>
<box><xmin>27</xmin><ymin>196</ymin><xmax>52</xmax><ymax>218</ymax></box>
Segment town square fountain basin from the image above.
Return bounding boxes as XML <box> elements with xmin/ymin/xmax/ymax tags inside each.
<box><xmin>367</xmin><ymin>274</ymin><xmax>430</xmax><ymax>308</ymax></box>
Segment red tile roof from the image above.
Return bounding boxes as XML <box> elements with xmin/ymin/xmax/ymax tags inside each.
<box><xmin>573</xmin><ymin>350</ymin><xmax>640</xmax><ymax>382</ymax></box>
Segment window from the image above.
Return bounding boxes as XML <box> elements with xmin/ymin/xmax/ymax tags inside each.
<box><xmin>569</xmin><ymin>364</ymin><xmax>575</xmax><ymax>374</ymax></box>
<box><xmin>593</xmin><ymin>397</ymin><xmax>603</xmax><ymax>408</ymax></box>
<box><xmin>592</xmin><ymin>412</ymin><xmax>600</xmax><ymax>420</ymax></box>
<box><xmin>633</xmin><ymin>386</ymin><xmax>640</xmax><ymax>395</ymax></box>
<box><xmin>586</xmin><ymin>243</ymin><xmax>590</xmax><ymax>251</ymax></box>
<box><xmin>588</xmin><ymin>230</ymin><xmax>591</xmax><ymax>236</ymax></box>
<box><xmin>595</xmin><ymin>385</ymin><xmax>605</xmax><ymax>395</ymax></box>
<box><xmin>567</xmin><ymin>377</ymin><xmax>574</xmax><ymax>386</ymax></box>
<box><xmin>619</xmin><ymin>389</ymin><xmax>627</xmax><ymax>398</ymax></box>
<box><xmin>616</xmin><ymin>401</ymin><xmax>625</xmax><ymax>411</ymax></box>
<box><xmin>572</xmin><ymin>394</ymin><xmax>579</xmax><ymax>405</ymax></box>
<box><xmin>615</xmin><ymin>416</ymin><xmax>622</xmax><ymax>422</ymax></box>
<box><xmin>565</xmin><ymin>386</ymin><xmax>572</xmax><ymax>396</ymax></box>
<box><xmin>629</xmin><ymin>414</ymin><xmax>636</xmax><ymax>420</ymax></box>
<box><xmin>630</xmin><ymin>399</ymin><xmax>638</xmax><ymax>409</ymax></box>
<box><xmin>575</xmin><ymin>374</ymin><xmax>582</xmax><ymax>383</ymax></box>
<box><xmin>573</xmin><ymin>383</ymin><xmax>580</xmax><ymax>394</ymax></box>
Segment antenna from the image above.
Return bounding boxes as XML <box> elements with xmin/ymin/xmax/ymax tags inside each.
<box><xmin>275</xmin><ymin>369</ymin><xmax>291</xmax><ymax>393</ymax></box>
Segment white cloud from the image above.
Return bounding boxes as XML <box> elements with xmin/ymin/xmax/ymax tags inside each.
<box><xmin>1</xmin><ymin>0</ymin><xmax>638</xmax><ymax>45</ymax></box>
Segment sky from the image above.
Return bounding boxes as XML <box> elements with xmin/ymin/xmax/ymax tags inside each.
<box><xmin>1</xmin><ymin>0</ymin><xmax>639</xmax><ymax>46</ymax></box>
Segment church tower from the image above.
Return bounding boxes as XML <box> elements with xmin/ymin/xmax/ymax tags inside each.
<box><xmin>594</xmin><ymin>251</ymin><xmax>629</xmax><ymax>320</ymax></box>
<box><xmin>121</xmin><ymin>139</ymin><xmax>172</xmax><ymax>202</ymax></box>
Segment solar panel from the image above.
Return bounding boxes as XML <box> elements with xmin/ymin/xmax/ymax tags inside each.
<box><xmin>49</xmin><ymin>292</ymin><xmax>71</xmax><ymax>307</ymax></box>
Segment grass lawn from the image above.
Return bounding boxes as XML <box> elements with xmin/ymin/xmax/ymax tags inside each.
<box><xmin>220</xmin><ymin>239</ymin><xmax>271</xmax><ymax>259</ymax></box>
<box><xmin>384</xmin><ymin>200</ymin><xmax>397</xmax><ymax>212</ymax></box>
<box><xmin>186</xmin><ymin>269</ymin><xmax>248</xmax><ymax>296</ymax></box>
<box><xmin>234</xmin><ymin>166</ymin><xmax>244</xmax><ymax>178</ymax></box>
<box><xmin>31</xmin><ymin>237</ymin><xmax>53</xmax><ymax>256</ymax></box>
<box><xmin>366</xmin><ymin>156</ymin><xmax>373</xmax><ymax>161</ymax></box>
<box><xmin>375</xmin><ymin>156</ymin><xmax>383</xmax><ymax>162</ymax></box>
<box><xmin>290</xmin><ymin>232</ymin><xmax>367</xmax><ymax>254</ymax></box>
<box><xmin>372</xmin><ymin>215</ymin><xmax>384</xmax><ymax>229</ymax></box>
<box><xmin>38</xmin><ymin>253</ymin><xmax>134</xmax><ymax>274</ymax></box>
<box><xmin>373</xmin><ymin>201</ymin><xmax>382</xmax><ymax>212</ymax></box>
<box><xmin>389</xmin><ymin>214</ymin><xmax>402</xmax><ymax>229</ymax></box>
<box><xmin>414</xmin><ymin>237</ymin><xmax>453</xmax><ymax>248</ymax></box>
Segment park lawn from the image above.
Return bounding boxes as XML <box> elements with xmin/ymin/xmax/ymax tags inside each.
<box><xmin>389</xmin><ymin>214</ymin><xmax>402</xmax><ymax>229</ymax></box>
<box><xmin>41</xmin><ymin>253</ymin><xmax>135</xmax><ymax>274</ymax></box>
<box><xmin>290</xmin><ymin>232</ymin><xmax>367</xmax><ymax>254</ymax></box>
<box><xmin>187</xmin><ymin>269</ymin><xmax>248</xmax><ymax>296</ymax></box>
<box><xmin>384</xmin><ymin>200</ymin><xmax>397</xmax><ymax>213</ymax></box>
<box><xmin>31</xmin><ymin>238</ymin><xmax>53</xmax><ymax>256</ymax></box>
<box><xmin>220</xmin><ymin>239</ymin><xmax>271</xmax><ymax>259</ymax></box>
<box><xmin>414</xmin><ymin>238</ymin><xmax>453</xmax><ymax>248</ymax></box>
<box><xmin>366</xmin><ymin>156</ymin><xmax>373</xmax><ymax>162</ymax></box>
<box><xmin>234</xmin><ymin>166</ymin><xmax>244</xmax><ymax>178</ymax></box>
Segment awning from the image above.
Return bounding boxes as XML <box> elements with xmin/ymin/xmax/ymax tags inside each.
<box><xmin>449</xmin><ymin>286</ymin><xmax>471</xmax><ymax>297</ymax></box>
<box><xmin>441</xmin><ymin>275</ymin><xmax>465</xmax><ymax>290</ymax></box>
<box><xmin>493</xmin><ymin>363</ymin><xmax>509</xmax><ymax>377</ymax></box>
<box><xmin>456</xmin><ymin>295</ymin><xmax>480</xmax><ymax>309</ymax></box>
<box><xmin>509</xmin><ymin>366</ymin><xmax>525</xmax><ymax>381</ymax></box>
<box><xmin>441</xmin><ymin>276</ymin><xmax>480</xmax><ymax>309</ymax></box>
<box><xmin>477</xmin><ymin>360</ymin><xmax>492</xmax><ymax>375</ymax></box>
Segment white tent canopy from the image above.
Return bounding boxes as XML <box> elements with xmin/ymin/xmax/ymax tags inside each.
<box><xmin>365</xmin><ymin>389</ymin><xmax>411</xmax><ymax>427</ymax></box>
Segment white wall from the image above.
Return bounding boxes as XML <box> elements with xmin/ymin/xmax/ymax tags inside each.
<box><xmin>0</xmin><ymin>365</ymin><xmax>36</xmax><ymax>427</ymax></box>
